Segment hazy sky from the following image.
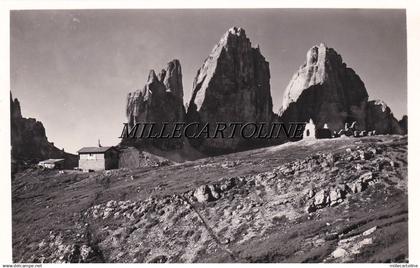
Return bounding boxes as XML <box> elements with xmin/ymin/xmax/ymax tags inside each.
<box><xmin>11</xmin><ymin>9</ymin><xmax>407</xmax><ymax>154</ymax></box>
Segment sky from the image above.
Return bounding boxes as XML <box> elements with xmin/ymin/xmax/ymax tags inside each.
<box><xmin>10</xmin><ymin>9</ymin><xmax>407</xmax><ymax>154</ymax></box>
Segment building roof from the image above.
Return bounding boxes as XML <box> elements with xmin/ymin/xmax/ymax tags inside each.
<box><xmin>77</xmin><ymin>146</ymin><xmax>114</xmax><ymax>154</ymax></box>
<box><xmin>39</xmin><ymin>159</ymin><xmax>65</xmax><ymax>164</ymax></box>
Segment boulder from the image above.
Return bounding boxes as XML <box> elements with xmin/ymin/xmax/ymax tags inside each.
<box><xmin>208</xmin><ymin>185</ymin><xmax>221</xmax><ymax>200</ymax></box>
<box><xmin>349</xmin><ymin>180</ymin><xmax>366</xmax><ymax>194</ymax></box>
<box><xmin>193</xmin><ymin>185</ymin><xmax>218</xmax><ymax>203</ymax></box>
<box><xmin>314</xmin><ymin>190</ymin><xmax>330</xmax><ymax>207</ymax></box>
<box><xmin>359</xmin><ymin>172</ymin><xmax>373</xmax><ymax>183</ymax></box>
<box><xmin>219</xmin><ymin>177</ymin><xmax>237</xmax><ymax>192</ymax></box>
<box><xmin>329</xmin><ymin>188</ymin><xmax>345</xmax><ymax>206</ymax></box>
<box><xmin>329</xmin><ymin>189</ymin><xmax>341</xmax><ymax>206</ymax></box>
<box><xmin>306</xmin><ymin>188</ymin><xmax>315</xmax><ymax>199</ymax></box>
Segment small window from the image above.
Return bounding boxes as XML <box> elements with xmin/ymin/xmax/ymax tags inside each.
<box><xmin>306</xmin><ymin>129</ymin><xmax>310</xmax><ymax>136</ymax></box>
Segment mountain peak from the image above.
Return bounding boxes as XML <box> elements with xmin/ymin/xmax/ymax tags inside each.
<box><xmin>186</xmin><ymin>27</ymin><xmax>273</xmax><ymax>153</ymax></box>
<box><xmin>125</xmin><ymin>59</ymin><xmax>185</xmax><ymax>150</ymax></box>
<box><xmin>147</xmin><ymin>70</ymin><xmax>158</xmax><ymax>84</ymax></box>
<box><xmin>279</xmin><ymin>43</ymin><xmax>402</xmax><ymax>135</ymax></box>
<box><xmin>10</xmin><ymin>92</ymin><xmax>22</xmax><ymax>119</ymax></box>
<box><xmin>192</xmin><ymin>27</ymin><xmax>264</xmax><ymax>111</ymax></box>
<box><xmin>282</xmin><ymin>44</ymin><xmax>349</xmax><ymax>111</ymax></box>
<box><xmin>161</xmin><ymin>59</ymin><xmax>183</xmax><ymax>99</ymax></box>
<box><xmin>226</xmin><ymin>26</ymin><xmax>246</xmax><ymax>37</ymax></box>
<box><xmin>304</xmin><ymin>43</ymin><xmax>341</xmax><ymax>68</ymax></box>
<box><xmin>208</xmin><ymin>27</ymin><xmax>251</xmax><ymax>57</ymax></box>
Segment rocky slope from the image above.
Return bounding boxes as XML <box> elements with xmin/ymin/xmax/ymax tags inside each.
<box><xmin>10</xmin><ymin>93</ymin><xmax>77</xmax><ymax>174</ymax></box>
<box><xmin>124</xmin><ymin>60</ymin><xmax>185</xmax><ymax>150</ymax></box>
<box><xmin>12</xmin><ymin>135</ymin><xmax>407</xmax><ymax>263</ymax></box>
<box><xmin>279</xmin><ymin>43</ymin><xmax>405</xmax><ymax>134</ymax></box>
<box><xmin>186</xmin><ymin>27</ymin><xmax>274</xmax><ymax>154</ymax></box>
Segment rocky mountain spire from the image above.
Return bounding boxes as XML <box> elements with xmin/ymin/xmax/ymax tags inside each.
<box><xmin>10</xmin><ymin>92</ymin><xmax>22</xmax><ymax>119</ymax></box>
<box><xmin>125</xmin><ymin>59</ymin><xmax>185</xmax><ymax>150</ymax></box>
<box><xmin>186</xmin><ymin>27</ymin><xmax>274</xmax><ymax>154</ymax></box>
<box><xmin>161</xmin><ymin>60</ymin><xmax>183</xmax><ymax>100</ymax></box>
<box><xmin>279</xmin><ymin>43</ymin><xmax>403</xmax><ymax>134</ymax></box>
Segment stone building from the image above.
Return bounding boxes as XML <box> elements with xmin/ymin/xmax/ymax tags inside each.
<box><xmin>77</xmin><ymin>145</ymin><xmax>119</xmax><ymax>172</ymax></box>
<box><xmin>303</xmin><ymin>119</ymin><xmax>332</xmax><ymax>140</ymax></box>
<box><xmin>315</xmin><ymin>123</ymin><xmax>332</xmax><ymax>139</ymax></box>
<box><xmin>303</xmin><ymin>119</ymin><xmax>316</xmax><ymax>139</ymax></box>
<box><xmin>38</xmin><ymin>159</ymin><xmax>65</xmax><ymax>169</ymax></box>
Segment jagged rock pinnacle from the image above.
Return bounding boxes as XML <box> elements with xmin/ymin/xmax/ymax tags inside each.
<box><xmin>125</xmin><ymin>59</ymin><xmax>185</xmax><ymax>150</ymax></box>
<box><xmin>186</xmin><ymin>27</ymin><xmax>274</xmax><ymax>153</ymax></box>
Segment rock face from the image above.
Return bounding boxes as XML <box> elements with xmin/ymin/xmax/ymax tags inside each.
<box><xmin>398</xmin><ymin>115</ymin><xmax>408</xmax><ymax>134</ymax></box>
<box><xmin>123</xmin><ymin>32</ymin><xmax>406</xmax><ymax>156</ymax></box>
<box><xmin>279</xmin><ymin>43</ymin><xmax>404</xmax><ymax>134</ymax></box>
<box><xmin>10</xmin><ymin>93</ymin><xmax>77</xmax><ymax>173</ymax></box>
<box><xmin>11</xmin><ymin>95</ymin><xmax>22</xmax><ymax>119</ymax></box>
<box><xmin>365</xmin><ymin>100</ymin><xmax>403</xmax><ymax>134</ymax></box>
<box><xmin>125</xmin><ymin>59</ymin><xmax>185</xmax><ymax>150</ymax></box>
<box><xmin>186</xmin><ymin>27</ymin><xmax>274</xmax><ymax>154</ymax></box>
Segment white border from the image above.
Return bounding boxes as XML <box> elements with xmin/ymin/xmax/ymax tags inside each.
<box><xmin>1</xmin><ymin>0</ymin><xmax>419</xmax><ymax>266</ymax></box>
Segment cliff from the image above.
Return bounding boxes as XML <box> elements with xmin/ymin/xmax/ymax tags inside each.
<box><xmin>10</xmin><ymin>92</ymin><xmax>77</xmax><ymax>173</ymax></box>
<box><xmin>186</xmin><ymin>27</ymin><xmax>274</xmax><ymax>154</ymax></box>
<box><xmin>279</xmin><ymin>43</ymin><xmax>404</xmax><ymax>134</ymax></box>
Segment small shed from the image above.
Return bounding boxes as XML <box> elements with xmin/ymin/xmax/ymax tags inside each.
<box><xmin>315</xmin><ymin>123</ymin><xmax>332</xmax><ymax>139</ymax></box>
<box><xmin>38</xmin><ymin>159</ymin><xmax>65</xmax><ymax>169</ymax></box>
<box><xmin>77</xmin><ymin>146</ymin><xmax>119</xmax><ymax>172</ymax></box>
<box><xmin>315</xmin><ymin>128</ymin><xmax>332</xmax><ymax>139</ymax></box>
